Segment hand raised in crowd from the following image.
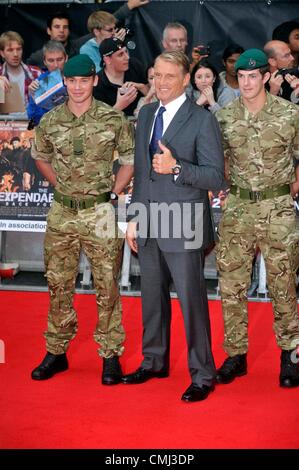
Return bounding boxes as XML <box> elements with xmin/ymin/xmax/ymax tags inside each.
<box><xmin>201</xmin><ymin>86</ymin><xmax>216</xmax><ymax>106</ymax></box>
<box><xmin>196</xmin><ymin>92</ymin><xmax>208</xmax><ymax>106</ymax></box>
<box><xmin>122</xmin><ymin>80</ymin><xmax>149</xmax><ymax>96</ymax></box>
<box><xmin>284</xmin><ymin>74</ymin><xmax>299</xmax><ymax>97</ymax></box>
<box><xmin>190</xmin><ymin>45</ymin><xmax>210</xmax><ymax>72</ymax></box>
<box><xmin>152</xmin><ymin>141</ymin><xmax>176</xmax><ymax>174</ymax></box>
<box><xmin>28</xmin><ymin>79</ymin><xmax>40</xmax><ymax>96</ymax></box>
<box><xmin>196</xmin><ymin>86</ymin><xmax>215</xmax><ymax>107</ymax></box>
<box><xmin>114</xmin><ymin>28</ymin><xmax>127</xmax><ymax>42</ymax></box>
<box><xmin>127</xmin><ymin>0</ymin><xmax>150</xmax><ymax>9</ymax></box>
<box><xmin>143</xmin><ymin>81</ymin><xmax>156</xmax><ymax>104</ymax></box>
<box><xmin>268</xmin><ymin>70</ymin><xmax>284</xmax><ymax>96</ymax></box>
<box><xmin>191</xmin><ymin>45</ymin><xmax>209</xmax><ymax>63</ymax></box>
<box><xmin>114</xmin><ymin>84</ymin><xmax>138</xmax><ymax>111</ymax></box>
<box><xmin>0</xmin><ymin>76</ymin><xmax>11</xmax><ymax>92</ymax></box>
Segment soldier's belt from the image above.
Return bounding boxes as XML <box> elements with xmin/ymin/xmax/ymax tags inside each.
<box><xmin>54</xmin><ymin>189</ymin><xmax>110</xmax><ymax>210</ymax></box>
<box><xmin>230</xmin><ymin>184</ymin><xmax>290</xmax><ymax>202</ymax></box>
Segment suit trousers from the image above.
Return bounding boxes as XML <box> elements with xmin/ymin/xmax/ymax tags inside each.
<box><xmin>138</xmin><ymin>237</ymin><xmax>216</xmax><ymax>387</ymax></box>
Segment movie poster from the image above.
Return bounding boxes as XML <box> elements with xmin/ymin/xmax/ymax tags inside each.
<box><xmin>0</xmin><ymin>121</ymin><xmax>53</xmax><ymax>232</ymax></box>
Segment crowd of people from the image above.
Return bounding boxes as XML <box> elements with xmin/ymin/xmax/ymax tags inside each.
<box><xmin>0</xmin><ymin>2</ymin><xmax>299</xmax><ymax>402</ymax></box>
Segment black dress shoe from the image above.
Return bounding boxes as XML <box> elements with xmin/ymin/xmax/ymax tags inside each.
<box><xmin>102</xmin><ymin>356</ymin><xmax>122</xmax><ymax>385</ymax></box>
<box><xmin>31</xmin><ymin>352</ymin><xmax>68</xmax><ymax>380</ymax></box>
<box><xmin>181</xmin><ymin>383</ymin><xmax>215</xmax><ymax>402</ymax></box>
<box><xmin>279</xmin><ymin>349</ymin><xmax>299</xmax><ymax>388</ymax></box>
<box><xmin>121</xmin><ymin>367</ymin><xmax>169</xmax><ymax>384</ymax></box>
<box><xmin>216</xmin><ymin>354</ymin><xmax>247</xmax><ymax>384</ymax></box>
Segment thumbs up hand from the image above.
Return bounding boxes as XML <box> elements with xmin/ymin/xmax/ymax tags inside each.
<box><xmin>152</xmin><ymin>140</ymin><xmax>176</xmax><ymax>174</ymax></box>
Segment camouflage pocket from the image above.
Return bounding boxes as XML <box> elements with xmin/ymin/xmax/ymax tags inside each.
<box><xmin>94</xmin><ymin>202</ymin><xmax>124</xmax><ymax>240</ymax></box>
<box><xmin>269</xmin><ymin>197</ymin><xmax>297</xmax><ymax>242</ymax></box>
<box><xmin>46</xmin><ymin>200</ymin><xmax>64</xmax><ymax>230</ymax></box>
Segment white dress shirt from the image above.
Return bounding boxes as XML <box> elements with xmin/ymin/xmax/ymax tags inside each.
<box><xmin>150</xmin><ymin>93</ymin><xmax>186</xmax><ymax>180</ymax></box>
<box><xmin>150</xmin><ymin>93</ymin><xmax>187</xmax><ymax>141</ymax></box>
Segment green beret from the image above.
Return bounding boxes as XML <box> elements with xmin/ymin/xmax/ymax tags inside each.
<box><xmin>63</xmin><ymin>54</ymin><xmax>96</xmax><ymax>77</ymax></box>
<box><xmin>235</xmin><ymin>48</ymin><xmax>268</xmax><ymax>72</ymax></box>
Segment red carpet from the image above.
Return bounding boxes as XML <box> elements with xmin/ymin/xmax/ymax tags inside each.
<box><xmin>0</xmin><ymin>291</ymin><xmax>298</xmax><ymax>449</ymax></box>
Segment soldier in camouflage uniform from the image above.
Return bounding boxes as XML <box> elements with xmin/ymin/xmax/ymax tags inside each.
<box><xmin>215</xmin><ymin>49</ymin><xmax>299</xmax><ymax>388</ymax></box>
<box><xmin>31</xmin><ymin>54</ymin><xmax>134</xmax><ymax>384</ymax></box>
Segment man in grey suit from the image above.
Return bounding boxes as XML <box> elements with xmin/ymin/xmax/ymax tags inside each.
<box><xmin>122</xmin><ymin>51</ymin><xmax>224</xmax><ymax>402</ymax></box>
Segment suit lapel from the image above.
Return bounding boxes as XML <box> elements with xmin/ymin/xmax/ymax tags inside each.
<box><xmin>161</xmin><ymin>99</ymin><xmax>192</xmax><ymax>147</ymax></box>
<box><xmin>142</xmin><ymin>99</ymin><xmax>192</xmax><ymax>166</ymax></box>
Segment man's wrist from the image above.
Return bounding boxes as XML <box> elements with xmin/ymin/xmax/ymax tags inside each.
<box><xmin>171</xmin><ymin>160</ymin><xmax>182</xmax><ymax>176</ymax></box>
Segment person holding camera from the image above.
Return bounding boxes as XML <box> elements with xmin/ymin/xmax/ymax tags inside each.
<box><xmin>93</xmin><ymin>37</ymin><xmax>148</xmax><ymax>117</ymax></box>
<box><xmin>264</xmin><ymin>39</ymin><xmax>296</xmax><ymax>102</ymax></box>
<box><xmin>79</xmin><ymin>11</ymin><xmax>126</xmax><ymax>74</ymax></box>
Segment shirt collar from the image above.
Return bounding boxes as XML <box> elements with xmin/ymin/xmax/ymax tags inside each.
<box><xmin>157</xmin><ymin>93</ymin><xmax>186</xmax><ymax>117</ymax></box>
<box><xmin>63</xmin><ymin>97</ymin><xmax>98</xmax><ymax>120</ymax></box>
<box><xmin>237</xmin><ymin>91</ymin><xmax>274</xmax><ymax>120</ymax></box>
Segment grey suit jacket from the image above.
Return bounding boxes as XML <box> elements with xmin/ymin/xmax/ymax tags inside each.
<box><xmin>129</xmin><ymin>97</ymin><xmax>224</xmax><ymax>252</ymax></box>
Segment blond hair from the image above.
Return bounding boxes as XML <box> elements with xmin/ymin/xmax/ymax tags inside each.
<box><xmin>87</xmin><ymin>11</ymin><xmax>116</xmax><ymax>33</ymax></box>
<box><xmin>0</xmin><ymin>31</ymin><xmax>24</xmax><ymax>51</ymax></box>
<box><xmin>155</xmin><ymin>50</ymin><xmax>190</xmax><ymax>75</ymax></box>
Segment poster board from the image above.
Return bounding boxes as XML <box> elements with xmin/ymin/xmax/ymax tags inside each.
<box><xmin>0</xmin><ymin>83</ymin><xmax>25</xmax><ymax>114</ymax></box>
<box><xmin>0</xmin><ymin>120</ymin><xmax>53</xmax><ymax>232</ymax></box>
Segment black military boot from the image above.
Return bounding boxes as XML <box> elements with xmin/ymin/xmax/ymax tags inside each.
<box><xmin>31</xmin><ymin>352</ymin><xmax>68</xmax><ymax>380</ymax></box>
<box><xmin>279</xmin><ymin>349</ymin><xmax>299</xmax><ymax>388</ymax></box>
<box><xmin>216</xmin><ymin>354</ymin><xmax>247</xmax><ymax>384</ymax></box>
<box><xmin>102</xmin><ymin>356</ymin><xmax>122</xmax><ymax>385</ymax></box>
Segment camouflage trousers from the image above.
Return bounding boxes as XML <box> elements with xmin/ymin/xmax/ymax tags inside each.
<box><xmin>44</xmin><ymin>200</ymin><xmax>125</xmax><ymax>358</ymax></box>
<box><xmin>216</xmin><ymin>193</ymin><xmax>299</xmax><ymax>356</ymax></box>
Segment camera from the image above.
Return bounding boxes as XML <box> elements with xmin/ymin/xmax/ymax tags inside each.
<box><xmin>124</xmin><ymin>28</ymin><xmax>134</xmax><ymax>40</ymax></box>
<box><xmin>119</xmin><ymin>87</ymin><xmax>128</xmax><ymax>95</ymax></box>
<box><xmin>193</xmin><ymin>45</ymin><xmax>210</xmax><ymax>56</ymax></box>
<box><xmin>122</xmin><ymin>27</ymin><xmax>136</xmax><ymax>50</ymax></box>
<box><xmin>276</xmin><ymin>67</ymin><xmax>299</xmax><ymax>77</ymax></box>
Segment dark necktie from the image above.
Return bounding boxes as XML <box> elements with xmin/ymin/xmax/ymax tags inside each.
<box><xmin>149</xmin><ymin>106</ymin><xmax>166</xmax><ymax>158</ymax></box>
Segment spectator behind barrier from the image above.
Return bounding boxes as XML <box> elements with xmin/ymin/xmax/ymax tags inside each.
<box><xmin>190</xmin><ymin>59</ymin><xmax>236</xmax><ymax>113</ymax></box>
<box><xmin>93</xmin><ymin>37</ymin><xmax>148</xmax><ymax>117</ymax></box>
<box><xmin>27</xmin><ymin>40</ymin><xmax>68</xmax><ymax>128</ymax></box>
<box><xmin>75</xmin><ymin>0</ymin><xmax>149</xmax><ymax>55</ymax></box>
<box><xmin>264</xmin><ymin>39</ymin><xmax>296</xmax><ymax>101</ymax></box>
<box><xmin>27</xmin><ymin>10</ymin><xmax>77</xmax><ymax>69</ymax></box>
<box><xmin>0</xmin><ymin>31</ymin><xmax>40</xmax><ymax>117</ymax></box>
<box><xmin>219</xmin><ymin>44</ymin><xmax>244</xmax><ymax>99</ymax></box>
<box><xmin>134</xmin><ymin>64</ymin><xmax>157</xmax><ymax>118</ymax></box>
<box><xmin>272</xmin><ymin>20</ymin><xmax>299</xmax><ymax>67</ymax></box>
<box><xmin>162</xmin><ymin>22</ymin><xmax>188</xmax><ymax>53</ymax></box>
<box><xmin>80</xmin><ymin>11</ymin><xmax>126</xmax><ymax>74</ymax></box>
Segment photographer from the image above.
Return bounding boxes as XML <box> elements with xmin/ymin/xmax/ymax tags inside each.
<box><xmin>264</xmin><ymin>39</ymin><xmax>297</xmax><ymax>101</ymax></box>
<box><xmin>79</xmin><ymin>11</ymin><xmax>126</xmax><ymax>73</ymax></box>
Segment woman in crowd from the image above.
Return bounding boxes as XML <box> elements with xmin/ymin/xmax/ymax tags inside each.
<box><xmin>190</xmin><ymin>59</ymin><xmax>236</xmax><ymax>113</ymax></box>
<box><xmin>134</xmin><ymin>64</ymin><xmax>157</xmax><ymax>118</ymax></box>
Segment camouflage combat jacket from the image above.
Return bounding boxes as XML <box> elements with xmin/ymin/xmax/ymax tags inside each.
<box><xmin>32</xmin><ymin>98</ymin><xmax>134</xmax><ymax>197</ymax></box>
<box><xmin>216</xmin><ymin>92</ymin><xmax>299</xmax><ymax>190</ymax></box>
